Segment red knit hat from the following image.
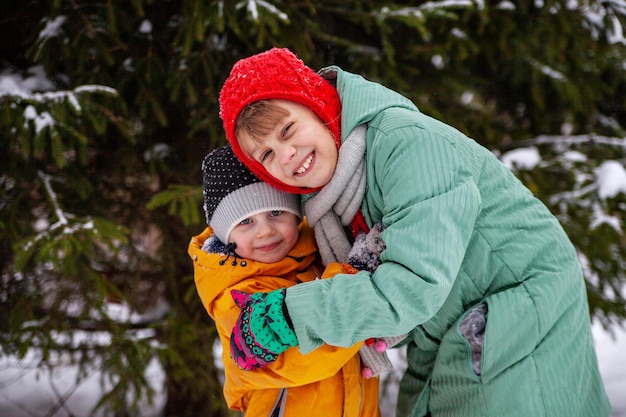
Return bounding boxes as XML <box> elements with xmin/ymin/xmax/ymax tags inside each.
<box><xmin>219</xmin><ymin>48</ymin><xmax>342</xmax><ymax>194</ymax></box>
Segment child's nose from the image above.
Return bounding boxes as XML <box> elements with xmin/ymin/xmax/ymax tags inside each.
<box><xmin>277</xmin><ymin>144</ymin><xmax>295</xmax><ymax>166</ymax></box>
<box><xmin>255</xmin><ymin>221</ymin><xmax>276</xmax><ymax>237</ymax></box>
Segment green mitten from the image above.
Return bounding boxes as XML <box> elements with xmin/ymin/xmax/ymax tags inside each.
<box><xmin>230</xmin><ymin>289</ymin><xmax>298</xmax><ymax>370</ymax></box>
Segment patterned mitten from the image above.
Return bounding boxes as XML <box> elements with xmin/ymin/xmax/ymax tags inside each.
<box><xmin>230</xmin><ymin>289</ymin><xmax>298</xmax><ymax>371</ymax></box>
<box><xmin>344</xmin><ymin>221</ymin><xmax>386</xmax><ymax>273</ymax></box>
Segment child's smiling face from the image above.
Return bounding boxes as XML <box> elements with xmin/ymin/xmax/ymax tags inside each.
<box><xmin>238</xmin><ymin>100</ymin><xmax>339</xmax><ymax>190</ymax></box>
<box><xmin>228</xmin><ymin>210</ymin><xmax>300</xmax><ymax>264</ymax></box>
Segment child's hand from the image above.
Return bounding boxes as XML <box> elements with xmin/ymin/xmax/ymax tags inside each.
<box><xmin>344</xmin><ymin>221</ymin><xmax>385</xmax><ymax>273</ymax></box>
<box><xmin>230</xmin><ymin>289</ymin><xmax>298</xmax><ymax>370</ymax></box>
<box><xmin>360</xmin><ymin>335</ymin><xmax>408</xmax><ymax>379</ymax></box>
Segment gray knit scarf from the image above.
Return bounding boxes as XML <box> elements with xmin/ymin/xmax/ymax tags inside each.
<box><xmin>303</xmin><ymin>124</ymin><xmax>368</xmax><ymax>265</ymax></box>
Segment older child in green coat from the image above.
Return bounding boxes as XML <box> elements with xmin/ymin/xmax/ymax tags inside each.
<box><xmin>219</xmin><ymin>48</ymin><xmax>611</xmax><ymax>417</ymax></box>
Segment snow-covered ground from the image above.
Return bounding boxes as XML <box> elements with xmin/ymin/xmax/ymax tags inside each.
<box><xmin>0</xmin><ymin>351</ymin><xmax>165</xmax><ymax>417</ymax></box>
<box><xmin>0</xmin><ymin>320</ymin><xmax>624</xmax><ymax>416</ymax></box>
<box><xmin>593</xmin><ymin>320</ymin><xmax>626</xmax><ymax>417</ymax></box>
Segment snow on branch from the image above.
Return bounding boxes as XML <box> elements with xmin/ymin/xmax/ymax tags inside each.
<box><xmin>38</xmin><ymin>170</ymin><xmax>70</xmax><ymax>228</ymax></box>
<box><xmin>580</xmin><ymin>0</ymin><xmax>626</xmax><ymax>43</ymax></box>
<box><xmin>514</xmin><ymin>133</ymin><xmax>626</xmax><ymax>148</ymax></box>
<box><xmin>237</xmin><ymin>0</ymin><xmax>288</xmax><ymax>21</ymax></box>
<box><xmin>376</xmin><ymin>0</ymin><xmax>475</xmax><ymax>20</ymax></box>
<box><xmin>38</xmin><ymin>16</ymin><xmax>67</xmax><ymax>40</ymax></box>
<box><xmin>21</xmin><ymin>171</ymin><xmax>94</xmax><ymax>254</ymax></box>
<box><xmin>1</xmin><ymin>85</ymin><xmax>118</xmax><ymax>113</ymax></box>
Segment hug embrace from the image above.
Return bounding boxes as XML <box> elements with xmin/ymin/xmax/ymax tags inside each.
<box><xmin>191</xmin><ymin>47</ymin><xmax>611</xmax><ymax>417</ymax></box>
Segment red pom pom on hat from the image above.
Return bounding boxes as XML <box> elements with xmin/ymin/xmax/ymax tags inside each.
<box><xmin>219</xmin><ymin>48</ymin><xmax>342</xmax><ymax>194</ymax></box>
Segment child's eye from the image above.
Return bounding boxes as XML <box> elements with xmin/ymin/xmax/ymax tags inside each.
<box><xmin>260</xmin><ymin>150</ymin><xmax>272</xmax><ymax>163</ymax></box>
<box><xmin>269</xmin><ymin>210</ymin><xmax>282</xmax><ymax>217</ymax></box>
<box><xmin>281</xmin><ymin>122</ymin><xmax>293</xmax><ymax>138</ymax></box>
<box><xmin>239</xmin><ymin>218</ymin><xmax>252</xmax><ymax>225</ymax></box>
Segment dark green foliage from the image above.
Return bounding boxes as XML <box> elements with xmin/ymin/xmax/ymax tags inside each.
<box><xmin>1</xmin><ymin>0</ymin><xmax>626</xmax><ymax>415</ymax></box>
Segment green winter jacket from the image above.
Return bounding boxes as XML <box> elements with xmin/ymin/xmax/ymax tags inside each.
<box><xmin>284</xmin><ymin>67</ymin><xmax>611</xmax><ymax>417</ymax></box>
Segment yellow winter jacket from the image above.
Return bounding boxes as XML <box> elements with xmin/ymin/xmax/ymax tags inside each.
<box><xmin>188</xmin><ymin>222</ymin><xmax>380</xmax><ymax>417</ymax></box>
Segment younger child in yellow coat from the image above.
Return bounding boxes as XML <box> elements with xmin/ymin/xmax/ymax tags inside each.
<box><xmin>188</xmin><ymin>145</ymin><xmax>381</xmax><ymax>417</ymax></box>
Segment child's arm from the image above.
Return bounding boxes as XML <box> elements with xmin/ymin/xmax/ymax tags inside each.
<box><xmin>343</xmin><ymin>221</ymin><xmax>408</xmax><ymax>378</ymax></box>
<box><xmin>213</xmin><ymin>282</ymin><xmax>363</xmax><ymax>391</ymax></box>
<box><xmin>227</xmin><ymin>221</ymin><xmax>407</xmax><ymax>377</ymax></box>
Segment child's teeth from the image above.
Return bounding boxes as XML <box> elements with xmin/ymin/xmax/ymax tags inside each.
<box><xmin>297</xmin><ymin>155</ymin><xmax>312</xmax><ymax>174</ymax></box>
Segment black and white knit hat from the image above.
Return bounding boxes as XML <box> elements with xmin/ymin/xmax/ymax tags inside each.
<box><xmin>202</xmin><ymin>145</ymin><xmax>302</xmax><ymax>243</ymax></box>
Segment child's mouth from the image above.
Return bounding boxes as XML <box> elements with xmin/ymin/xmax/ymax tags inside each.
<box><xmin>257</xmin><ymin>241</ymin><xmax>281</xmax><ymax>251</ymax></box>
<box><xmin>295</xmin><ymin>154</ymin><xmax>313</xmax><ymax>175</ymax></box>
